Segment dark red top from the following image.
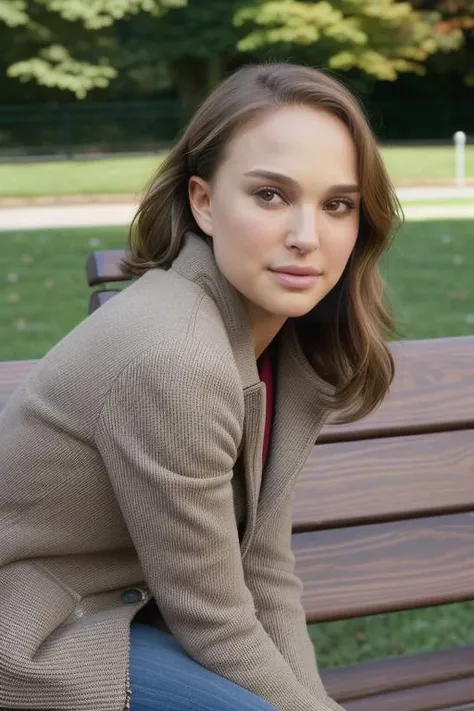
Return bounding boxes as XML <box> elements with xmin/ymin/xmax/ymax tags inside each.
<box><xmin>257</xmin><ymin>348</ymin><xmax>274</xmax><ymax>468</ymax></box>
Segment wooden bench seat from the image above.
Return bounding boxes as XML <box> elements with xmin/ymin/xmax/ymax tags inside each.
<box><xmin>0</xmin><ymin>249</ymin><xmax>472</xmax><ymax>711</ymax></box>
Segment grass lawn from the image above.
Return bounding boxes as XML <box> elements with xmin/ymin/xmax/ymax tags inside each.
<box><xmin>384</xmin><ymin>219</ymin><xmax>474</xmax><ymax>339</ymax></box>
<box><xmin>381</xmin><ymin>145</ymin><xmax>474</xmax><ymax>184</ymax></box>
<box><xmin>401</xmin><ymin>198</ymin><xmax>474</xmax><ymax>209</ymax></box>
<box><xmin>0</xmin><ymin>145</ymin><xmax>473</xmax><ymax>199</ymax></box>
<box><xmin>0</xmin><ymin>225</ymin><xmax>129</xmax><ymax>360</ymax></box>
<box><xmin>0</xmin><ymin>155</ymin><xmax>164</xmax><ymax>199</ymax></box>
<box><xmin>310</xmin><ymin>601</ymin><xmax>474</xmax><ymax>669</ymax></box>
<box><xmin>2</xmin><ymin>218</ymin><xmax>473</xmax><ymax>360</ymax></box>
<box><xmin>1</xmin><ymin>218</ymin><xmax>474</xmax><ymax>666</ymax></box>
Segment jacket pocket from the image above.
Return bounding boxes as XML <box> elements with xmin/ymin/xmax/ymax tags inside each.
<box><xmin>0</xmin><ymin>560</ymin><xmax>77</xmax><ymax>664</ymax></box>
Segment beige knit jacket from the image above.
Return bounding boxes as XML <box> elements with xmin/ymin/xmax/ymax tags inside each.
<box><xmin>0</xmin><ymin>232</ymin><xmax>343</xmax><ymax>711</ymax></box>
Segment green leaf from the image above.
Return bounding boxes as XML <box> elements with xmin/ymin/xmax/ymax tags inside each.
<box><xmin>0</xmin><ymin>0</ymin><xmax>28</xmax><ymax>26</ymax></box>
<box><xmin>7</xmin><ymin>44</ymin><xmax>118</xmax><ymax>98</ymax></box>
<box><xmin>235</xmin><ymin>0</ymin><xmax>463</xmax><ymax>80</ymax></box>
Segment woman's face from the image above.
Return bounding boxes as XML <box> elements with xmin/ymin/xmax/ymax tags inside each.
<box><xmin>189</xmin><ymin>105</ymin><xmax>360</xmax><ymax>350</ymax></box>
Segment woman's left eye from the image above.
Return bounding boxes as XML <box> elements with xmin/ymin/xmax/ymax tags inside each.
<box><xmin>324</xmin><ymin>199</ymin><xmax>355</xmax><ymax>215</ymax></box>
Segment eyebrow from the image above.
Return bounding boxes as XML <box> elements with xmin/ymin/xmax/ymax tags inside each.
<box><xmin>243</xmin><ymin>169</ymin><xmax>360</xmax><ymax>194</ymax></box>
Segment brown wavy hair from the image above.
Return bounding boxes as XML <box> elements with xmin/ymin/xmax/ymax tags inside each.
<box><xmin>124</xmin><ymin>62</ymin><xmax>401</xmax><ymax>423</ymax></box>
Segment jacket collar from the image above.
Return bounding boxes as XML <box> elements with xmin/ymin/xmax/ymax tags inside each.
<box><xmin>172</xmin><ymin>231</ymin><xmax>260</xmax><ymax>391</ymax></box>
<box><xmin>172</xmin><ymin>231</ymin><xmax>335</xmax><ymax>553</ymax></box>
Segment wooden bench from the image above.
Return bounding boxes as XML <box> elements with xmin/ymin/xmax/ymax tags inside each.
<box><xmin>1</xmin><ymin>250</ymin><xmax>473</xmax><ymax>711</ymax></box>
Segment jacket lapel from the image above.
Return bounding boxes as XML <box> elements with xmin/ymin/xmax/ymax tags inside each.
<box><xmin>238</xmin><ymin>382</ymin><xmax>265</xmax><ymax>556</ymax></box>
<box><xmin>239</xmin><ymin>323</ymin><xmax>335</xmax><ymax>556</ymax></box>
<box><xmin>171</xmin><ymin>232</ymin><xmax>335</xmax><ymax>556</ymax></box>
<box><xmin>171</xmin><ymin>233</ymin><xmax>265</xmax><ymax>553</ymax></box>
<box><xmin>251</xmin><ymin>322</ymin><xmax>335</xmax><ymax>538</ymax></box>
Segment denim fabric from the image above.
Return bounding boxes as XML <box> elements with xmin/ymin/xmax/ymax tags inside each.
<box><xmin>129</xmin><ymin>623</ymin><xmax>278</xmax><ymax>711</ymax></box>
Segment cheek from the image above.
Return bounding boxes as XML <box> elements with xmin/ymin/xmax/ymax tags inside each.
<box><xmin>325</xmin><ymin>223</ymin><xmax>359</xmax><ymax>272</ymax></box>
<box><xmin>214</xmin><ymin>198</ymin><xmax>281</xmax><ymax>254</ymax></box>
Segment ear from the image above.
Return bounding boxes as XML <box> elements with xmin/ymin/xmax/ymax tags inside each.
<box><xmin>188</xmin><ymin>176</ymin><xmax>214</xmax><ymax>237</ymax></box>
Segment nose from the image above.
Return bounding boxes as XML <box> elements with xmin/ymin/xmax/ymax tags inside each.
<box><xmin>285</xmin><ymin>204</ymin><xmax>320</xmax><ymax>254</ymax></box>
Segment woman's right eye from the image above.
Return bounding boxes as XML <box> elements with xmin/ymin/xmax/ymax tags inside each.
<box><xmin>254</xmin><ymin>187</ymin><xmax>286</xmax><ymax>206</ymax></box>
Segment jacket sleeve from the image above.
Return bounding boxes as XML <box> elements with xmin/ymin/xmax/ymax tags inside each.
<box><xmin>94</xmin><ymin>337</ymin><xmax>341</xmax><ymax>711</ymax></box>
<box><xmin>243</xmin><ymin>489</ymin><xmax>344</xmax><ymax>711</ymax></box>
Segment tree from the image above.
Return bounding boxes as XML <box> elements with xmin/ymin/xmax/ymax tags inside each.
<box><xmin>102</xmin><ymin>0</ymin><xmax>465</xmax><ymax>117</ymax></box>
<box><xmin>1</xmin><ymin>0</ymin><xmax>465</xmax><ymax>105</ymax></box>
<box><xmin>0</xmin><ymin>0</ymin><xmax>185</xmax><ymax>98</ymax></box>
<box><xmin>106</xmin><ymin>1</ymin><xmax>252</xmax><ymax>118</ymax></box>
<box><xmin>234</xmin><ymin>0</ymin><xmax>463</xmax><ymax>81</ymax></box>
<box><xmin>411</xmin><ymin>0</ymin><xmax>474</xmax><ymax>84</ymax></box>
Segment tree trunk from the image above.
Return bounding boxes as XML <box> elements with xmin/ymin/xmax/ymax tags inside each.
<box><xmin>172</xmin><ymin>55</ymin><xmax>226</xmax><ymax>123</ymax></box>
<box><xmin>172</xmin><ymin>57</ymin><xmax>207</xmax><ymax>123</ymax></box>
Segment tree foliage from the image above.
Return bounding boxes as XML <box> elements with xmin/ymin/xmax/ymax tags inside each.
<box><xmin>0</xmin><ymin>1</ymin><xmax>29</xmax><ymax>26</ymax></box>
<box><xmin>235</xmin><ymin>0</ymin><xmax>463</xmax><ymax>80</ymax></box>
<box><xmin>411</xmin><ymin>0</ymin><xmax>474</xmax><ymax>84</ymax></box>
<box><xmin>106</xmin><ymin>1</ymin><xmax>250</xmax><ymax>116</ymax></box>
<box><xmin>0</xmin><ymin>0</ymin><xmax>466</xmax><ymax>100</ymax></box>
<box><xmin>0</xmin><ymin>0</ymin><xmax>185</xmax><ymax>97</ymax></box>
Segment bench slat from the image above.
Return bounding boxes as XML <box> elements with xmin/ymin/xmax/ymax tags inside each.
<box><xmin>294</xmin><ymin>513</ymin><xmax>474</xmax><ymax>622</ymax></box>
<box><xmin>294</xmin><ymin>430</ymin><xmax>474</xmax><ymax>531</ymax></box>
<box><xmin>86</xmin><ymin>250</ymin><xmax>126</xmax><ymax>286</ymax></box>
<box><xmin>89</xmin><ymin>290</ymin><xmax>120</xmax><ymax>314</ymax></box>
<box><xmin>320</xmin><ymin>336</ymin><xmax>474</xmax><ymax>443</ymax></box>
<box><xmin>321</xmin><ymin>644</ymin><xmax>474</xmax><ymax>701</ymax></box>
<box><xmin>338</xmin><ymin>675</ymin><xmax>474</xmax><ymax>711</ymax></box>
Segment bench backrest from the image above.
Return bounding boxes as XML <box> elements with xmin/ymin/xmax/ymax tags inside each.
<box><xmin>2</xmin><ymin>250</ymin><xmax>473</xmax><ymax>630</ymax></box>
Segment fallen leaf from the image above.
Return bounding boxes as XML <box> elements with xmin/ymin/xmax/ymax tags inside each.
<box><xmin>447</xmin><ymin>291</ymin><xmax>468</xmax><ymax>302</ymax></box>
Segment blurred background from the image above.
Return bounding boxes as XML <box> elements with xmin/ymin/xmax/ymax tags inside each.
<box><xmin>0</xmin><ymin>0</ymin><xmax>473</xmax><ymax>674</ymax></box>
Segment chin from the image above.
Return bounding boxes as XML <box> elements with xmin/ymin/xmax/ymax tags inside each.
<box><xmin>267</xmin><ymin>303</ymin><xmax>316</xmax><ymax>319</ymax></box>
<box><xmin>285</xmin><ymin>308</ymin><xmax>316</xmax><ymax>319</ymax></box>
<box><xmin>280</xmin><ymin>297</ymin><xmax>319</xmax><ymax>317</ymax></box>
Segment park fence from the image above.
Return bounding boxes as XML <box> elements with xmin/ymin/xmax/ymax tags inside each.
<box><xmin>0</xmin><ymin>100</ymin><xmax>181</xmax><ymax>159</ymax></box>
<box><xmin>0</xmin><ymin>98</ymin><xmax>473</xmax><ymax>159</ymax></box>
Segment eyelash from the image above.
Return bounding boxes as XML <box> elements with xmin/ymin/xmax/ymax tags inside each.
<box><xmin>325</xmin><ymin>198</ymin><xmax>356</xmax><ymax>215</ymax></box>
<box><xmin>254</xmin><ymin>187</ymin><xmax>286</xmax><ymax>206</ymax></box>
<box><xmin>254</xmin><ymin>187</ymin><xmax>356</xmax><ymax>216</ymax></box>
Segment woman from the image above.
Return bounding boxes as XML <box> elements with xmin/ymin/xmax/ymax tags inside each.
<box><xmin>0</xmin><ymin>63</ymin><xmax>398</xmax><ymax>711</ymax></box>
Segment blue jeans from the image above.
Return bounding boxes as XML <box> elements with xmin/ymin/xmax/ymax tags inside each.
<box><xmin>129</xmin><ymin>623</ymin><xmax>277</xmax><ymax>710</ymax></box>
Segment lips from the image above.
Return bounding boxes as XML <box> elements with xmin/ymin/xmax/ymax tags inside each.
<box><xmin>270</xmin><ymin>266</ymin><xmax>322</xmax><ymax>277</ymax></box>
<box><xmin>269</xmin><ymin>267</ymin><xmax>322</xmax><ymax>290</ymax></box>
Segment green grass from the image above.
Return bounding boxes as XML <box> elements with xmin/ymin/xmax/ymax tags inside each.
<box><xmin>0</xmin><ymin>225</ymin><xmax>128</xmax><ymax>360</ymax></box>
<box><xmin>1</xmin><ymin>218</ymin><xmax>474</xmax><ymax>668</ymax></box>
<box><xmin>0</xmin><ymin>155</ymin><xmax>165</xmax><ymax>199</ymax></box>
<box><xmin>383</xmin><ymin>219</ymin><xmax>474</xmax><ymax>339</ymax></box>
<box><xmin>381</xmin><ymin>145</ymin><xmax>474</xmax><ymax>183</ymax></box>
<box><xmin>310</xmin><ymin>602</ymin><xmax>474</xmax><ymax>669</ymax></box>
<box><xmin>2</xmin><ymin>219</ymin><xmax>473</xmax><ymax>360</ymax></box>
<box><xmin>401</xmin><ymin>198</ymin><xmax>474</xmax><ymax>209</ymax></box>
<box><xmin>0</xmin><ymin>146</ymin><xmax>473</xmax><ymax>199</ymax></box>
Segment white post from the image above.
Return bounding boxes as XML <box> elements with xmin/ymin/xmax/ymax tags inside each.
<box><xmin>453</xmin><ymin>130</ymin><xmax>466</xmax><ymax>189</ymax></box>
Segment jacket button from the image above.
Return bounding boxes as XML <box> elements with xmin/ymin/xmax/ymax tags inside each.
<box><xmin>121</xmin><ymin>588</ymin><xmax>147</xmax><ymax>604</ymax></box>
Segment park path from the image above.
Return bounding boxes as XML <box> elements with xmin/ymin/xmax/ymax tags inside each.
<box><xmin>1</xmin><ymin>186</ymin><xmax>474</xmax><ymax>231</ymax></box>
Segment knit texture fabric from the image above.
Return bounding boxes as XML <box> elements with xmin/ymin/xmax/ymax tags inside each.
<box><xmin>257</xmin><ymin>348</ymin><xmax>274</xmax><ymax>468</ymax></box>
<box><xmin>0</xmin><ymin>232</ymin><xmax>341</xmax><ymax>711</ymax></box>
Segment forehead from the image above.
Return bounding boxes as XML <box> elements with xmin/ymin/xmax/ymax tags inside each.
<box><xmin>221</xmin><ymin>105</ymin><xmax>358</xmax><ymax>185</ymax></box>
